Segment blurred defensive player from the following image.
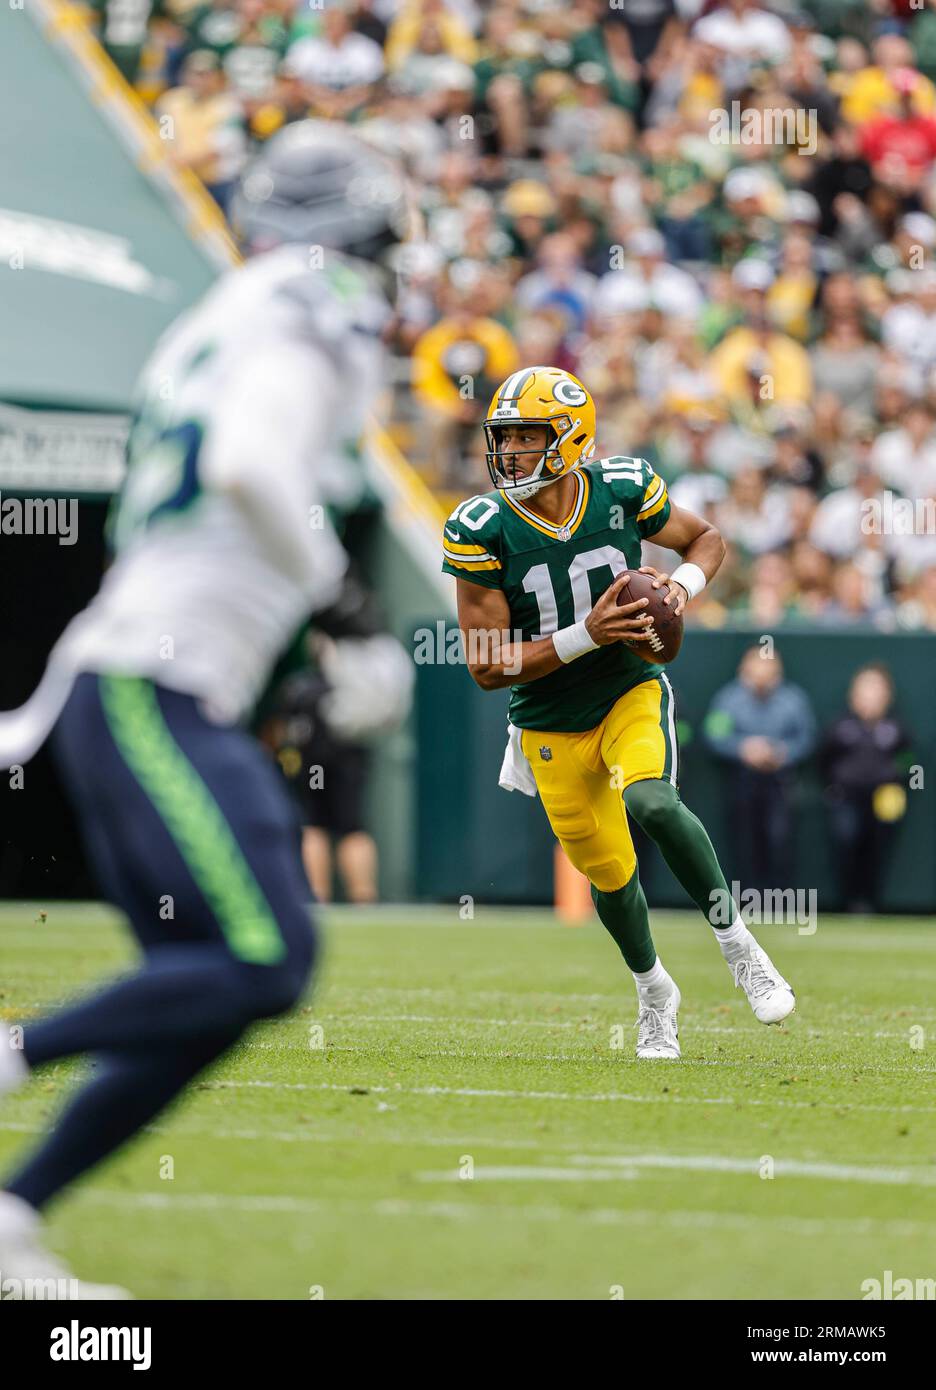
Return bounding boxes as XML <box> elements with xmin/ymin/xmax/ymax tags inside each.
<box><xmin>0</xmin><ymin>122</ymin><xmax>407</xmax><ymax>1296</ymax></box>
<box><xmin>442</xmin><ymin>367</ymin><xmax>795</xmax><ymax>1061</ymax></box>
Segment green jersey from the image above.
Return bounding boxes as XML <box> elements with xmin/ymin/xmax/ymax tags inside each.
<box><xmin>441</xmin><ymin>457</ymin><xmax>671</xmax><ymax>732</ymax></box>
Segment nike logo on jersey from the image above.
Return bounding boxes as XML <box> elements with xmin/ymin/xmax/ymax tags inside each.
<box><xmin>445</xmin><ymin>527</ymin><xmax>460</xmax><ymax>540</ymax></box>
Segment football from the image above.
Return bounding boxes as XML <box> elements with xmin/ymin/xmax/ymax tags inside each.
<box><xmin>616</xmin><ymin>569</ymin><xmax>684</xmax><ymax>664</ymax></box>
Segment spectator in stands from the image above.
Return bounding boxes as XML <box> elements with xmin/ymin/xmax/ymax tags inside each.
<box><xmin>870</xmin><ymin>396</ymin><xmax>936</xmax><ymax>500</ymax></box>
<box><xmin>666</xmin><ymin>413</ymin><xmax>729</xmax><ymax>517</ymax></box>
<box><xmin>544</xmin><ymin>62</ymin><xmax>628</xmax><ymax>155</ymax></box>
<box><xmin>881</xmin><ymin>266</ymin><xmax>936</xmax><ymax>382</ymax></box>
<box><xmin>767</xmin><ymin>228</ymin><xmax>817</xmax><ymax>342</ymax></box>
<box><xmin>90</xmin><ymin>0</ymin><xmax>159</xmax><ymax>84</ymax></box>
<box><xmin>248</xmin><ymin>57</ymin><xmax>312</xmax><ymax>142</ymax></box>
<box><xmin>692</xmin><ymin>0</ymin><xmax>793</xmax><ymax>71</ymax></box>
<box><xmin>819</xmin><ymin>561</ymin><xmax>893</xmax><ymax>628</ymax></box>
<box><xmin>359</xmin><ymin>71</ymin><xmax>446</xmax><ymax>169</ymax></box>
<box><xmin>803</xmin><ymin>119</ymin><xmax>872</xmax><ymax>242</ymax></box>
<box><xmin>499</xmin><ymin>178</ymin><xmax>556</xmax><ymax>262</ymax></box>
<box><xmin>411</xmin><ymin>275</ymin><xmax>518</xmax><ymax>487</ymax></box>
<box><xmin>809</xmin><ymin>310</ymin><xmax>882</xmax><ymax>411</ymax></box>
<box><xmin>286</xmin><ymin>0</ymin><xmax>385</xmax><ymax>118</ymax></box>
<box><xmin>569</xmin><ymin>6</ymin><xmax>641</xmax><ymax>111</ymax></box>
<box><xmin>217</xmin><ymin>0</ymin><xmax>288</xmax><ymax>110</ymax></box>
<box><xmin>155</xmin><ymin>49</ymin><xmax>246</xmax><ymax>212</ymax></box>
<box><xmin>820</xmin><ymin>664</ymin><xmax>911</xmax><ymax>912</ymax></box>
<box><xmin>639</xmin><ymin>119</ymin><xmax>714</xmax><ymax>264</ymax></box>
<box><xmin>121</xmin><ymin>0</ymin><xmax>936</xmax><ymax>631</ymax></box>
<box><xmin>859</xmin><ymin>64</ymin><xmax>936</xmax><ymax>191</ymax></box>
<box><xmin>599</xmin><ymin>226</ymin><xmax>703</xmax><ymax>319</ymax></box>
<box><xmin>810</xmin><ymin>462</ymin><xmax>887</xmax><ymax>560</ymax></box>
<box><xmin>605</xmin><ymin>0</ymin><xmax>679</xmax><ymax>71</ymax></box>
<box><xmin>767</xmin><ymin>410</ymin><xmax>824</xmax><ymax>494</ymax></box>
<box><xmin>710</xmin><ymin>260</ymin><xmax>812</xmax><ymax>413</ymax></box>
<box><xmin>839</xmin><ymin>33</ymin><xmax>936</xmax><ymax>126</ymax></box>
<box><xmin>513</xmin><ymin>232</ymin><xmax>599</xmax><ymax>339</ymax></box>
<box><xmin>705</xmin><ymin>646</ymin><xmax>817</xmax><ymax>891</ymax></box>
<box><xmin>896</xmin><ymin>560</ymin><xmax>936</xmax><ymax>628</ymax></box>
<box><xmin>385</xmin><ymin>0</ymin><xmax>478</xmax><ymax>72</ymax></box>
<box><xmin>789</xmin><ymin>540</ymin><xmax>835</xmax><ymax>618</ymax></box>
<box><xmin>716</xmin><ymin>467</ymin><xmax>793</xmax><ymax>558</ymax></box>
<box><xmin>730</xmin><ymin>551</ymin><xmax>798</xmax><ymax>627</ymax></box>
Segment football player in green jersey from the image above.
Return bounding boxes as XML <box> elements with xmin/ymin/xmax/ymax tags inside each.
<box><xmin>442</xmin><ymin>366</ymin><xmax>795</xmax><ymax>1059</ymax></box>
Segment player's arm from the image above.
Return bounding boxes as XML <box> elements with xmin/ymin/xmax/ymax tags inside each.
<box><xmin>637</xmin><ymin>503</ymin><xmax>726</xmax><ymax>617</ymax></box>
<box><xmin>202</xmin><ymin>342</ymin><xmax>347</xmax><ymax>600</ymax></box>
<box><xmin>456</xmin><ymin>574</ymin><xmax>655</xmax><ymax>691</ymax></box>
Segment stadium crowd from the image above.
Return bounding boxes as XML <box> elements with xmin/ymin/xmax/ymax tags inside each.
<box><xmin>86</xmin><ymin>0</ymin><xmax>936</xmax><ymax>631</ymax></box>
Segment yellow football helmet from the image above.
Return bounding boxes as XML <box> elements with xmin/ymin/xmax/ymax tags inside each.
<box><xmin>484</xmin><ymin>366</ymin><xmax>597</xmax><ymax>500</ymax></box>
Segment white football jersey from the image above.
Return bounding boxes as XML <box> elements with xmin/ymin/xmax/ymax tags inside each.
<box><xmin>0</xmin><ymin>245</ymin><xmax>388</xmax><ymax>764</ymax></box>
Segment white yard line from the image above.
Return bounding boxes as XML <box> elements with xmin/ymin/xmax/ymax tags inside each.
<box><xmin>418</xmin><ymin>1166</ymin><xmax>642</xmax><ymax>1183</ymax></box>
<box><xmin>71</xmin><ymin>1189</ymin><xmax>936</xmax><ymax>1238</ymax></box>
<box><xmin>253</xmin><ymin>1012</ymin><xmax>931</xmax><ymax>1041</ymax></box>
<box><xmin>417</xmin><ymin>1160</ymin><xmax>936</xmax><ymax>1188</ymax></box>
<box><xmin>420</xmin><ymin>1162</ymin><xmax>934</xmax><ymax>1195</ymax></box>
<box><xmin>575</xmin><ymin>1153</ymin><xmax>936</xmax><ymax>1185</ymax></box>
<box><xmin>198</xmin><ymin>1078</ymin><xmax>936</xmax><ymax>1115</ymax></box>
<box><xmin>3</xmin><ymin>1118</ymin><xmax>932</xmax><ymax>1180</ymax></box>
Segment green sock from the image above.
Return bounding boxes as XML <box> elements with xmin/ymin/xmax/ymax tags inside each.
<box><xmin>623</xmin><ymin>778</ymin><xmax>737</xmax><ymax>928</ymax></box>
<box><xmin>591</xmin><ymin>870</ymin><xmax>656</xmax><ymax>973</ymax></box>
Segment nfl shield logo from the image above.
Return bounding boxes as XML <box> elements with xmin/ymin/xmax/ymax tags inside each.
<box><xmin>557</xmin><ymin>526</ymin><xmax>572</xmax><ymax>541</ymax></box>
<box><xmin>539</xmin><ymin>745</ymin><xmax>553</xmax><ymax>761</ymax></box>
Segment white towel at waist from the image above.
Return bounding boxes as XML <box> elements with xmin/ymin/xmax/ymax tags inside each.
<box><xmin>498</xmin><ymin>721</ymin><xmax>538</xmax><ymax>797</ymax></box>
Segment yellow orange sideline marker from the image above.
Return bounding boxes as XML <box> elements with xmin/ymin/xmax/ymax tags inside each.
<box><xmin>554</xmin><ymin>845</ymin><xmax>593</xmax><ymax>925</ymax></box>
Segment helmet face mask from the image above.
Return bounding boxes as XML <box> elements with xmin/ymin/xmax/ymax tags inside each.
<box><xmin>483</xmin><ymin>367</ymin><xmax>596</xmax><ymax>501</ymax></box>
<box><xmin>485</xmin><ymin>418</ymin><xmax>567</xmax><ymax>499</ymax></box>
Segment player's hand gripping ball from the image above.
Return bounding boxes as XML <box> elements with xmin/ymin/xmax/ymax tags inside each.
<box><xmin>616</xmin><ymin>568</ymin><xmax>684</xmax><ymax>664</ymax></box>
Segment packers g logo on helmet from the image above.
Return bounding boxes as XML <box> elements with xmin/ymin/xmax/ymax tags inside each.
<box><xmin>483</xmin><ymin>366</ymin><xmax>596</xmax><ymax>501</ymax></box>
<box><xmin>552</xmin><ymin>378</ymin><xmax>588</xmax><ymax>408</ymax></box>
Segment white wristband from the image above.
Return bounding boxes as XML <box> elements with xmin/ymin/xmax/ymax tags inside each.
<box><xmin>552</xmin><ymin>620</ymin><xmax>599</xmax><ymax>664</ymax></box>
<box><xmin>669</xmin><ymin>562</ymin><xmax>707</xmax><ymax>601</ymax></box>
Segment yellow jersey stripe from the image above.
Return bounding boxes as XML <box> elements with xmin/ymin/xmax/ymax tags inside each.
<box><xmin>443</xmin><ymin>544</ymin><xmax>496</xmax><ymax>564</ymax></box>
<box><xmin>444</xmin><ymin>556</ymin><xmax>502</xmax><ymax>572</ymax></box>
<box><xmin>638</xmin><ymin>477</ymin><xmax>666</xmax><ymax>515</ymax></box>
<box><xmin>639</xmin><ymin>492</ymin><xmax>668</xmax><ymax>522</ymax></box>
<box><xmin>443</xmin><ymin>538</ymin><xmax>489</xmax><ymax>555</ymax></box>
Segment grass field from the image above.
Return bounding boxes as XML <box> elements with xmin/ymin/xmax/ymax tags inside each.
<box><xmin>1</xmin><ymin>901</ymin><xmax>935</xmax><ymax>1300</ymax></box>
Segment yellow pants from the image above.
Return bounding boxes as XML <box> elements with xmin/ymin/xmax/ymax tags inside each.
<box><xmin>521</xmin><ymin>675</ymin><xmax>678</xmax><ymax>893</ymax></box>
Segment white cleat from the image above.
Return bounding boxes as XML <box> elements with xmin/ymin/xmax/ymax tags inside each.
<box><xmin>0</xmin><ymin>1192</ymin><xmax>132</xmax><ymax>1300</ymax></box>
<box><xmin>636</xmin><ymin>983</ymin><xmax>681</xmax><ymax>1060</ymax></box>
<box><xmin>732</xmin><ymin>943</ymin><xmax>796</xmax><ymax>1024</ymax></box>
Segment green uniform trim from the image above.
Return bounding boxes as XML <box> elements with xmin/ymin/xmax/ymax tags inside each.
<box><xmin>99</xmin><ymin>675</ymin><xmax>286</xmax><ymax>965</ymax></box>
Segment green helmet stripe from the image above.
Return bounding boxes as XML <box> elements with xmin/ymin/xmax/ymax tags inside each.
<box><xmin>498</xmin><ymin>367</ymin><xmax>536</xmax><ymax>406</ymax></box>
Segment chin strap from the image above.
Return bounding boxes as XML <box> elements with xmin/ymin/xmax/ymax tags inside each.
<box><xmin>502</xmin><ymin>452</ymin><xmax>568</xmax><ymax>499</ymax></box>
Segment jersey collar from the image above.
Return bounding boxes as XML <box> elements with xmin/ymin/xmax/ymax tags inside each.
<box><xmin>500</xmin><ymin>468</ymin><xmax>589</xmax><ymax>540</ymax></box>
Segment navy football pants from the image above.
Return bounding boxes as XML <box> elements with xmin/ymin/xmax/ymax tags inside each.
<box><xmin>4</xmin><ymin>673</ymin><xmax>316</xmax><ymax>1210</ymax></box>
